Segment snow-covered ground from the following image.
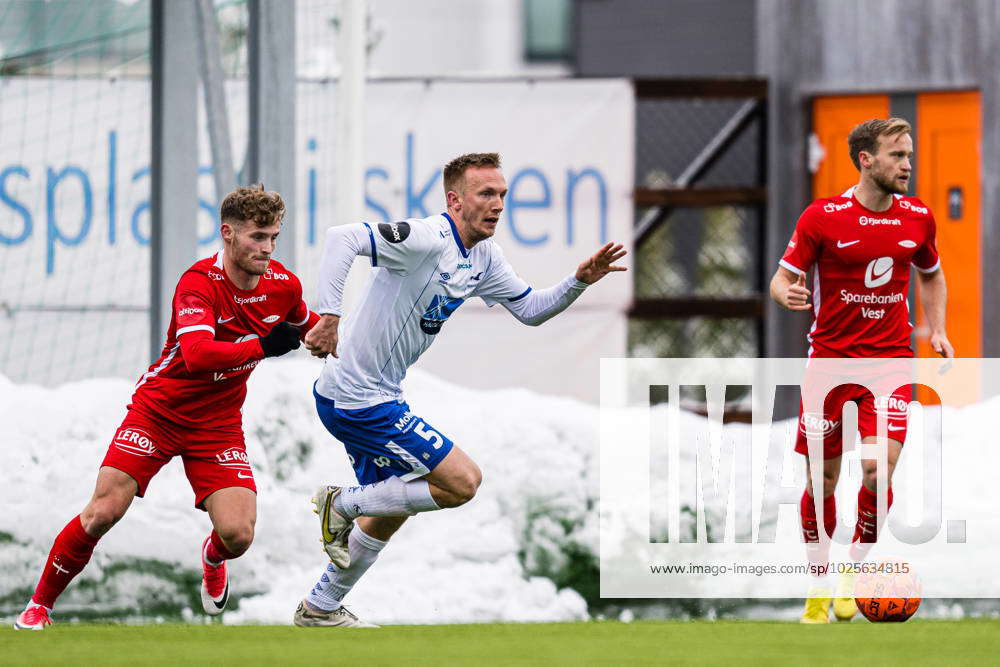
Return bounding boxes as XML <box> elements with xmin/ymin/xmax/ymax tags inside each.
<box><xmin>0</xmin><ymin>358</ymin><xmax>592</xmax><ymax>624</ymax></box>
<box><xmin>2</xmin><ymin>358</ymin><xmax>997</xmax><ymax>624</ymax></box>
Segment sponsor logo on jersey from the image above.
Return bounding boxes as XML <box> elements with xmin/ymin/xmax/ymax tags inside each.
<box><xmin>225</xmin><ymin>359</ymin><xmax>262</xmax><ymax>373</ymax></box>
<box><xmin>207</xmin><ymin>271</ymin><xmax>225</xmax><ymax>281</ymax></box>
<box><xmin>859</xmin><ymin>215</ymin><xmax>902</xmax><ymax>226</ymax></box>
<box><xmin>823</xmin><ymin>200</ymin><xmax>853</xmax><ymax>213</ymax></box>
<box><xmin>840</xmin><ymin>290</ymin><xmax>904</xmax><ymax>305</ymax></box>
<box><xmin>864</xmin><ymin>257</ymin><xmax>893</xmax><ymax>288</ymax></box>
<box><xmin>394</xmin><ymin>410</ymin><xmax>416</xmax><ymax>431</ymax></box>
<box><xmin>234</xmin><ymin>294</ymin><xmax>267</xmax><ymax>305</ymax></box>
<box><xmin>217</xmin><ymin>315</ymin><xmax>235</xmax><ymax>324</ymax></box>
<box><xmin>899</xmin><ymin>199</ymin><xmax>928</xmax><ymax>214</ymax></box>
<box><xmin>800</xmin><ymin>413</ymin><xmax>839</xmax><ymax>437</ymax></box>
<box><xmin>457</xmin><ymin>262</ymin><xmax>473</xmax><ymax>270</ymax></box>
<box><xmin>264</xmin><ymin>268</ymin><xmax>289</xmax><ymax>280</ymax></box>
<box><xmin>898</xmin><ymin>239</ymin><xmax>917</xmax><ymax>248</ymax></box>
<box><xmin>875</xmin><ymin>395</ymin><xmax>910</xmax><ymax>413</ymax></box>
<box><xmin>420</xmin><ymin>295</ymin><xmax>466</xmax><ymax>335</ymax></box>
<box><xmin>471</xmin><ymin>272</ymin><xmax>483</xmax><ymax>281</ymax></box>
<box><xmin>837</xmin><ymin>240</ymin><xmax>860</xmax><ymax>248</ymax></box>
<box><xmin>215</xmin><ymin>447</ymin><xmax>251</xmax><ymax>467</ymax></box>
<box><xmin>439</xmin><ymin>272</ymin><xmax>452</xmax><ymax>282</ymax></box>
<box><xmin>214</xmin><ymin>357</ymin><xmax>262</xmax><ymax>381</ymax></box>
<box><xmin>262</xmin><ymin>314</ymin><xmax>280</xmax><ymax>323</ymax></box>
<box><xmin>114</xmin><ymin>427</ymin><xmax>157</xmax><ymax>456</ymax></box>
<box><xmin>178</xmin><ymin>307</ymin><xmax>204</xmax><ymax>317</ymax></box>
<box><xmin>378</xmin><ymin>221</ymin><xmax>411</xmax><ymax>243</ymax></box>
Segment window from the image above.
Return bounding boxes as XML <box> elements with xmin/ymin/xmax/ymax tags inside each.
<box><xmin>524</xmin><ymin>0</ymin><xmax>572</xmax><ymax>62</ymax></box>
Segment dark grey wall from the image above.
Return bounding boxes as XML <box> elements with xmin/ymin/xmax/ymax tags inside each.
<box><xmin>575</xmin><ymin>0</ymin><xmax>756</xmax><ymax>76</ymax></box>
<box><xmin>758</xmin><ymin>0</ymin><xmax>1000</xmax><ymax>356</ymax></box>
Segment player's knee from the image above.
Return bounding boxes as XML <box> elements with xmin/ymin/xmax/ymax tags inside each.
<box><xmin>822</xmin><ymin>471</ymin><xmax>838</xmax><ymax>496</ymax></box>
<box><xmin>861</xmin><ymin>469</ymin><xmax>894</xmax><ymax>492</ymax></box>
<box><xmin>452</xmin><ymin>464</ymin><xmax>483</xmax><ymax>506</ymax></box>
<box><xmin>219</xmin><ymin>523</ymin><xmax>255</xmax><ymax>556</ymax></box>
<box><xmin>81</xmin><ymin>498</ymin><xmax>128</xmax><ymax>536</ymax></box>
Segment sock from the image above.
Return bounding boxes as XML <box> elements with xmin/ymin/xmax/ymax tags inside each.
<box><xmin>849</xmin><ymin>485</ymin><xmax>894</xmax><ymax>561</ymax></box>
<box><xmin>204</xmin><ymin>530</ymin><xmax>238</xmax><ymax>567</ymax></box>
<box><xmin>306</xmin><ymin>525</ymin><xmax>387</xmax><ymax>611</ymax></box>
<box><xmin>333</xmin><ymin>477</ymin><xmax>440</xmax><ymax>520</ymax></box>
<box><xmin>31</xmin><ymin>516</ymin><xmax>101</xmax><ymax>609</ymax></box>
<box><xmin>800</xmin><ymin>490</ymin><xmax>835</xmax><ymax>578</ymax></box>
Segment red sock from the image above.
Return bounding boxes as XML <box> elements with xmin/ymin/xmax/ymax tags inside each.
<box><xmin>853</xmin><ymin>485</ymin><xmax>894</xmax><ymax>544</ymax></box>
<box><xmin>204</xmin><ymin>530</ymin><xmax>238</xmax><ymax>565</ymax></box>
<box><xmin>31</xmin><ymin>516</ymin><xmax>100</xmax><ymax>608</ymax></box>
<box><xmin>800</xmin><ymin>490</ymin><xmax>836</xmax><ymax>541</ymax></box>
<box><xmin>821</xmin><ymin>494</ymin><xmax>836</xmax><ymax>538</ymax></box>
<box><xmin>801</xmin><ymin>490</ymin><xmax>835</xmax><ymax>576</ymax></box>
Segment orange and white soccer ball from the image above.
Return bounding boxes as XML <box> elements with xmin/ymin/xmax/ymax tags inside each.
<box><xmin>854</xmin><ymin>565</ymin><xmax>922</xmax><ymax>622</ymax></box>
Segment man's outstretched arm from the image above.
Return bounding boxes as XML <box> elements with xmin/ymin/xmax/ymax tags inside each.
<box><xmin>502</xmin><ymin>242</ymin><xmax>627</xmax><ymax>326</ymax></box>
<box><xmin>304</xmin><ymin>224</ymin><xmax>373</xmax><ymax>358</ymax></box>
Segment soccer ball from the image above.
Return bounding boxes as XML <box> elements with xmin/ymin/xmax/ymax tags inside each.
<box><xmin>854</xmin><ymin>565</ymin><xmax>922</xmax><ymax>622</ymax></box>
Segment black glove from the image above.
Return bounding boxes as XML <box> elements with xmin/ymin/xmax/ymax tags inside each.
<box><xmin>260</xmin><ymin>321</ymin><xmax>301</xmax><ymax>358</ymax></box>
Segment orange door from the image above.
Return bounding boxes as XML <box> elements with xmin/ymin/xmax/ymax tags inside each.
<box><xmin>812</xmin><ymin>96</ymin><xmax>890</xmax><ymax>198</ymax></box>
<box><xmin>913</xmin><ymin>91</ymin><xmax>982</xmax><ymax>359</ymax></box>
<box><xmin>914</xmin><ymin>91</ymin><xmax>981</xmax><ymax>405</ymax></box>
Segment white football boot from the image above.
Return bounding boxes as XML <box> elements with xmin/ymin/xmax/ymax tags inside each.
<box><xmin>293</xmin><ymin>600</ymin><xmax>378</xmax><ymax>628</ymax></box>
<box><xmin>312</xmin><ymin>486</ymin><xmax>353</xmax><ymax>568</ymax></box>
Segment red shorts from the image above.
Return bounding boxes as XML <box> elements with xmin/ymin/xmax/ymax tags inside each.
<box><xmin>795</xmin><ymin>382</ymin><xmax>913</xmax><ymax>460</ymax></box>
<box><xmin>101</xmin><ymin>409</ymin><xmax>256</xmax><ymax>509</ymax></box>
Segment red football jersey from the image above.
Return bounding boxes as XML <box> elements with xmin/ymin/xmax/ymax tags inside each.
<box><xmin>130</xmin><ymin>252</ymin><xmax>311</xmax><ymax>428</ymax></box>
<box><xmin>780</xmin><ymin>189</ymin><xmax>940</xmax><ymax>358</ymax></box>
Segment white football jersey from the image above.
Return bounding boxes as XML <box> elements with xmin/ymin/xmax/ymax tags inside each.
<box><xmin>315</xmin><ymin>212</ymin><xmax>531</xmax><ymax>408</ymax></box>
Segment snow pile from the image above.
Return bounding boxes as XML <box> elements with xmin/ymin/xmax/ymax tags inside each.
<box><xmin>2</xmin><ymin>359</ymin><xmax>996</xmax><ymax>623</ymax></box>
<box><xmin>0</xmin><ymin>358</ymin><xmax>593</xmax><ymax>624</ymax></box>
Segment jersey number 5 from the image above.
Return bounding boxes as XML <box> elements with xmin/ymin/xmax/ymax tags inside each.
<box><xmin>414</xmin><ymin>422</ymin><xmax>444</xmax><ymax>449</ymax></box>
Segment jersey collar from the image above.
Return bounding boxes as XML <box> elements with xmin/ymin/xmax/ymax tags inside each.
<box><xmin>442</xmin><ymin>212</ymin><xmax>470</xmax><ymax>258</ymax></box>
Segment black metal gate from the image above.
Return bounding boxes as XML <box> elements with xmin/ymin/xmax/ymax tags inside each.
<box><xmin>629</xmin><ymin>78</ymin><xmax>768</xmax><ymax>360</ymax></box>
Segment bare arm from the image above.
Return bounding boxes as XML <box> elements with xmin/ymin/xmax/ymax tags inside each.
<box><xmin>917</xmin><ymin>268</ymin><xmax>953</xmax><ymax>358</ymax></box>
<box><xmin>769</xmin><ymin>266</ymin><xmax>812</xmax><ymax>311</ymax></box>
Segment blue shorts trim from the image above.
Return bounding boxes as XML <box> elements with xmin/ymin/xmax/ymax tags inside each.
<box><xmin>313</xmin><ymin>388</ymin><xmax>454</xmax><ymax>485</ymax></box>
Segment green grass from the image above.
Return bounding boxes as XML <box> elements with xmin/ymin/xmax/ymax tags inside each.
<box><xmin>3</xmin><ymin>619</ymin><xmax>999</xmax><ymax>665</ymax></box>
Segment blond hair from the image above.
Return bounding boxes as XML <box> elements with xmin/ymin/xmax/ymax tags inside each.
<box><xmin>848</xmin><ymin>118</ymin><xmax>912</xmax><ymax>170</ymax></box>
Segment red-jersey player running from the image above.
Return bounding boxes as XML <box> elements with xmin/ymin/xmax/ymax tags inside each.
<box><xmin>770</xmin><ymin>118</ymin><xmax>953</xmax><ymax>624</ymax></box>
<box><xmin>14</xmin><ymin>184</ymin><xmax>319</xmax><ymax>630</ymax></box>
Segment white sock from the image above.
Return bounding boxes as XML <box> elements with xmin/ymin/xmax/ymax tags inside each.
<box><xmin>306</xmin><ymin>525</ymin><xmax>387</xmax><ymax>611</ymax></box>
<box><xmin>333</xmin><ymin>477</ymin><xmax>439</xmax><ymax>519</ymax></box>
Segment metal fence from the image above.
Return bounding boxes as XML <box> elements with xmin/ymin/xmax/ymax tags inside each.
<box><xmin>629</xmin><ymin>79</ymin><xmax>768</xmax><ymax>359</ymax></box>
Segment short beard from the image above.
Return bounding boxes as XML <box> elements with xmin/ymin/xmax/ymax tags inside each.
<box><xmin>237</xmin><ymin>256</ymin><xmax>268</xmax><ymax>276</ymax></box>
<box><xmin>872</xmin><ymin>170</ymin><xmax>907</xmax><ymax>195</ymax></box>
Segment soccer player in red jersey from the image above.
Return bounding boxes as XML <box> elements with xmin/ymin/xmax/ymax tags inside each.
<box><xmin>14</xmin><ymin>184</ymin><xmax>319</xmax><ymax>630</ymax></box>
<box><xmin>770</xmin><ymin>118</ymin><xmax>953</xmax><ymax>623</ymax></box>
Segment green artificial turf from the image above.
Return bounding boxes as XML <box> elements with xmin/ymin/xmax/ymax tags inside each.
<box><xmin>2</xmin><ymin>619</ymin><xmax>998</xmax><ymax>666</ymax></box>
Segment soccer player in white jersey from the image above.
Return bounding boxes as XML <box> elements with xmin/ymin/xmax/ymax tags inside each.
<box><xmin>292</xmin><ymin>152</ymin><xmax>627</xmax><ymax>627</ymax></box>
